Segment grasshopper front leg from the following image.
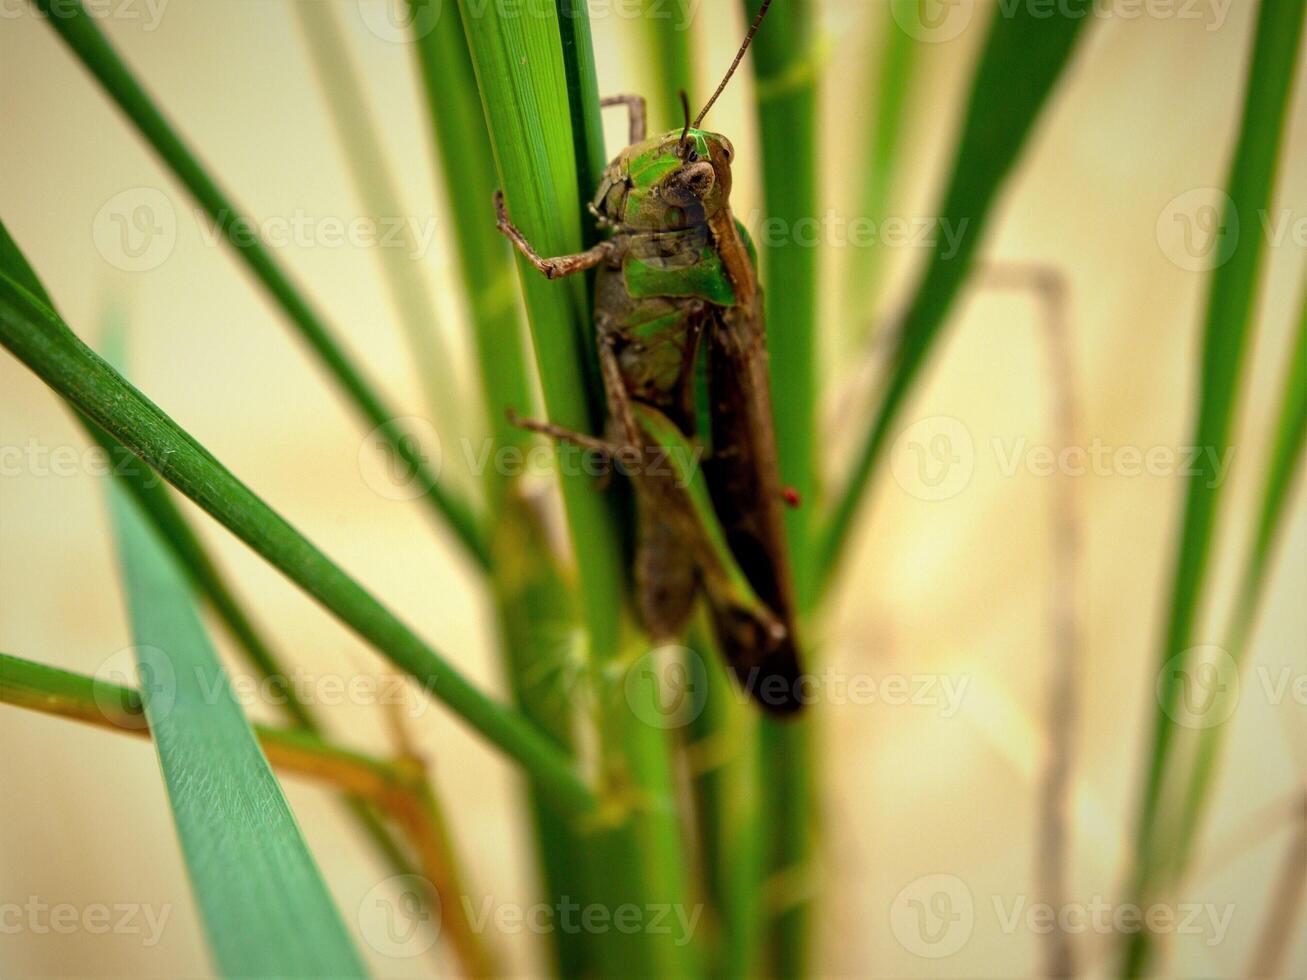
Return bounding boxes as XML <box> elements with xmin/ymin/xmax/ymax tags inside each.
<box><xmin>494</xmin><ymin>191</ymin><xmax>616</xmax><ymax>280</ymax></box>
<box><xmin>599</xmin><ymin>93</ymin><xmax>647</xmax><ymax>145</ymax></box>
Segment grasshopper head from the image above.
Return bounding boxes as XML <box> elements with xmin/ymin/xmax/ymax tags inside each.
<box><xmin>592</xmin><ymin>127</ymin><xmax>735</xmax><ymax>232</ymax></box>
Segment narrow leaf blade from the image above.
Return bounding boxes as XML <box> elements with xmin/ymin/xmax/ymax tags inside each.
<box><xmin>106</xmin><ymin>478</ymin><xmax>366</xmax><ymax>979</ymax></box>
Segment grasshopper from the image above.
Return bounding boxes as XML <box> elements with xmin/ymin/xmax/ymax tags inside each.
<box><xmin>496</xmin><ymin>0</ymin><xmax>804</xmax><ymax>715</ymax></box>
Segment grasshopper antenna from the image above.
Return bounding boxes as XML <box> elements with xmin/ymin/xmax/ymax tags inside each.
<box><xmin>692</xmin><ymin>0</ymin><xmax>774</xmax><ymax>128</ymax></box>
<box><xmin>677</xmin><ymin>89</ymin><xmax>693</xmax><ymax>157</ymax></box>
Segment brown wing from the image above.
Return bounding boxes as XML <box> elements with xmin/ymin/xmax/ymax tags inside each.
<box><xmin>703</xmin><ymin>295</ymin><xmax>805</xmax><ymax>716</ymax></box>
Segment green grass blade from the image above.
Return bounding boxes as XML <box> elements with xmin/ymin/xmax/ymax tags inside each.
<box><xmin>0</xmin><ymin>652</ymin><xmax>408</xmax><ymax>807</ymax></box>
<box><xmin>843</xmin><ymin>0</ymin><xmax>922</xmax><ymax>337</ymax></box>
<box><xmin>744</xmin><ymin>0</ymin><xmax>819</xmax><ymax>609</ymax></box>
<box><xmin>0</xmin><ymin>217</ymin><xmax>425</xmax><ymax>894</ymax></box>
<box><xmin>408</xmin><ymin>5</ymin><xmax>597</xmax><ymax>971</ymax></box>
<box><xmin>0</xmin><ymin>266</ymin><xmax>595</xmax><ymax>818</ymax></box>
<box><xmin>742</xmin><ymin>3</ymin><xmax>822</xmax><ymax>973</ymax></box>
<box><xmin>105</xmin><ymin>475</ymin><xmax>367</xmax><ymax>979</ymax></box>
<box><xmin>817</xmin><ymin>0</ymin><xmax>1094</xmax><ymax>592</ymax></box>
<box><xmin>292</xmin><ymin>1</ymin><xmax>466</xmax><ymax>441</ymax></box>
<box><xmin>409</xmin><ymin>3</ymin><xmax>597</xmax><ymax>971</ymax></box>
<box><xmin>454</xmin><ymin>0</ymin><xmax>625</xmax><ymax>642</ymax></box>
<box><xmin>32</xmin><ymin>0</ymin><xmax>489</xmax><ymax>569</ymax></box>
<box><xmin>456</xmin><ymin>5</ymin><xmax>702</xmax><ymax>974</ymax></box>
<box><xmin>410</xmin><ymin>0</ymin><xmax>536</xmax><ymax>515</ymax></box>
<box><xmin>637</xmin><ymin>0</ymin><xmax>697</xmax><ymax>131</ymax></box>
<box><xmin>557</xmin><ymin>0</ymin><xmax>610</xmax><ymax>258</ymax></box>
<box><xmin>1124</xmin><ymin>3</ymin><xmax>1305</xmax><ymax>973</ymax></box>
<box><xmin>1174</xmin><ymin>268</ymin><xmax>1307</xmax><ymax>881</ymax></box>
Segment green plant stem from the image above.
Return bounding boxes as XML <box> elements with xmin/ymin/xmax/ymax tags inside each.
<box><xmin>0</xmin><ymin>652</ymin><xmax>410</xmax><ymax>802</ymax></box>
<box><xmin>745</xmin><ymin>0</ymin><xmax>819</xmax><ymax>610</ymax></box>
<box><xmin>456</xmin><ymin>4</ymin><xmax>699</xmax><ymax>974</ymax></box>
<box><xmin>844</xmin><ymin>0</ymin><xmax>920</xmax><ymax>339</ymax></box>
<box><xmin>0</xmin><ymin>274</ymin><xmax>596</xmax><ymax>819</ymax></box>
<box><xmin>817</xmin><ymin>0</ymin><xmax>1094</xmax><ymax>594</ymax></box>
<box><xmin>638</xmin><ymin>0</ymin><xmax>697</xmax><ymax>130</ymax></box>
<box><xmin>687</xmin><ymin>621</ymin><xmax>764</xmax><ymax>980</ymax></box>
<box><xmin>106</xmin><ymin>477</ymin><xmax>366</xmax><ymax>978</ymax></box>
<box><xmin>1</xmin><ymin>650</ymin><xmax>494</xmax><ymax>976</ymax></box>
<box><xmin>33</xmin><ymin>0</ymin><xmax>489</xmax><ymax>569</ymax></box>
<box><xmin>0</xmin><ymin>217</ymin><xmax>427</xmax><ymax>906</ymax></box>
<box><xmin>410</xmin><ymin>1</ymin><xmax>596</xmax><ymax>973</ymax></box>
<box><xmin>292</xmin><ymin>1</ymin><xmax>467</xmax><ymax>444</ymax></box>
<box><xmin>1173</xmin><ymin>272</ymin><xmax>1307</xmax><ymax>896</ymax></box>
<box><xmin>1125</xmin><ymin>5</ymin><xmax>1306</xmax><ymax>975</ymax></box>
<box><xmin>742</xmin><ymin>2</ymin><xmax>820</xmax><ymax>973</ymax></box>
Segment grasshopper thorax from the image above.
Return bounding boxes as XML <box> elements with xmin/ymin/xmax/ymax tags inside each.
<box><xmin>592</xmin><ymin>127</ymin><xmax>735</xmax><ymax>233</ymax></box>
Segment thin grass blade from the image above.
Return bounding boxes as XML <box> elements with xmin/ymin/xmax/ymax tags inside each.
<box><xmin>1124</xmin><ymin>3</ymin><xmax>1306</xmax><ymax>972</ymax></box>
<box><xmin>31</xmin><ymin>0</ymin><xmax>489</xmax><ymax>568</ymax></box>
<box><xmin>105</xmin><ymin>473</ymin><xmax>367</xmax><ymax>978</ymax></box>
<box><xmin>1174</xmin><ymin>268</ymin><xmax>1307</xmax><ymax>889</ymax></box>
<box><xmin>818</xmin><ymin>0</ymin><xmax>1094</xmax><ymax>591</ymax></box>
<box><xmin>0</xmin><ymin>261</ymin><xmax>595</xmax><ymax>817</ymax></box>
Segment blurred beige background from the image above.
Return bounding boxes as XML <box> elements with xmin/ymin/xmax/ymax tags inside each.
<box><xmin>2</xmin><ymin>1</ymin><xmax>1305</xmax><ymax>976</ymax></box>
